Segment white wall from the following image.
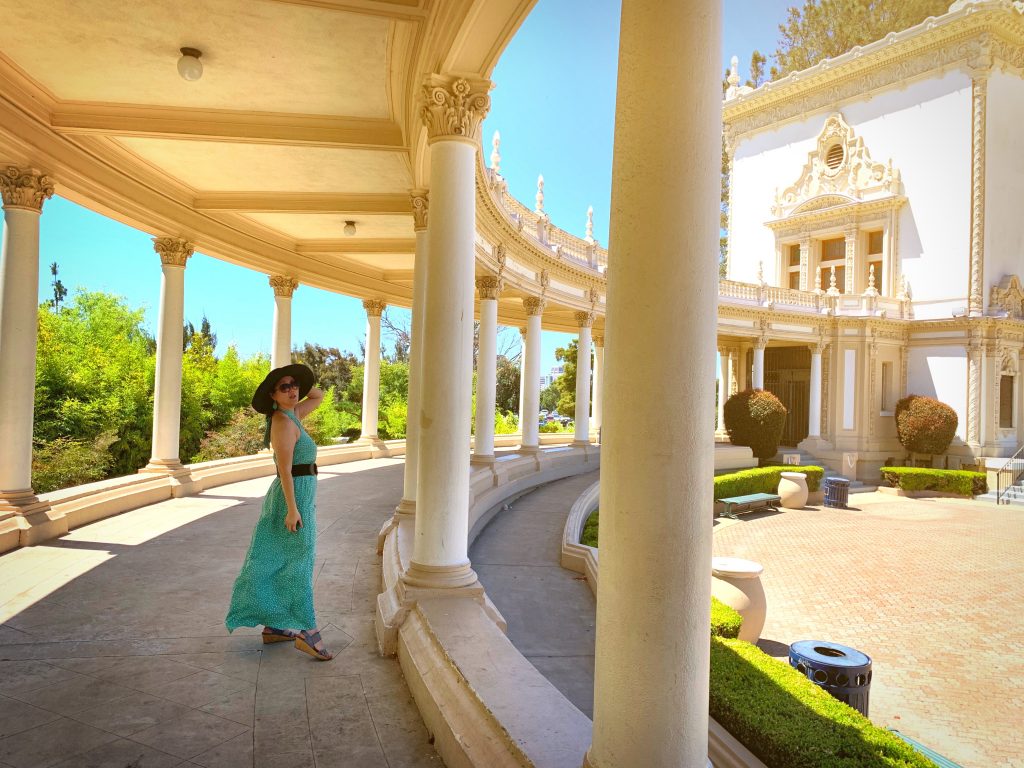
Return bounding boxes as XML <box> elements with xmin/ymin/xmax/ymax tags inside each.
<box><xmin>984</xmin><ymin>70</ymin><xmax>1024</xmax><ymax>310</ymax></box>
<box><xmin>729</xmin><ymin>72</ymin><xmax>972</xmax><ymax>319</ymax></box>
<box><xmin>907</xmin><ymin>345</ymin><xmax>968</xmax><ymax>442</ymax></box>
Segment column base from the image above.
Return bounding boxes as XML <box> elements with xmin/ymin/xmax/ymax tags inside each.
<box><xmin>403</xmin><ymin>560</ymin><xmax>478</xmax><ymax>589</ymax></box>
<box><xmin>572</xmin><ymin>439</ymin><xmax>593</xmax><ymax>448</ymax></box>
<box><xmin>376</xmin><ymin>503</ymin><xmax>415</xmax><ymax>555</ymax></box>
<box><xmin>0</xmin><ymin>490</ymin><xmax>65</xmax><ymax>550</ymax></box>
<box><xmin>138</xmin><ymin>461</ymin><xmax>196</xmax><ymax>497</ymax></box>
<box><xmin>517</xmin><ymin>444</ymin><xmax>542</xmax><ymax>454</ymax></box>
<box><xmin>470</xmin><ymin>454</ymin><xmax>496</xmax><ymax>466</ymax></box>
<box><xmin>395</xmin><ymin>498</ymin><xmax>416</xmax><ymax>515</ymax></box>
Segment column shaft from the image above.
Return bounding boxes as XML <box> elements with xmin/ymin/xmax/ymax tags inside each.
<box><xmin>361</xmin><ymin>301</ymin><xmax>384</xmax><ymax>440</ymax></box>
<box><xmin>592</xmin><ymin>338</ymin><xmax>604</xmax><ymax>435</ymax></box>
<box><xmin>520</xmin><ymin>304</ymin><xmax>543</xmax><ymax>450</ymax></box>
<box><xmin>716</xmin><ymin>349</ymin><xmax>727</xmax><ymax>434</ymax></box>
<box><xmin>150</xmin><ymin>263</ymin><xmax>187</xmax><ymax>465</ymax></box>
<box><xmin>518</xmin><ymin>327</ymin><xmax>527</xmax><ymax>432</ymax></box>
<box><xmin>474</xmin><ymin>282</ymin><xmax>499</xmax><ymax>460</ymax></box>
<box><xmin>574</xmin><ymin>318</ymin><xmax>593</xmax><ymax>443</ymax></box>
<box><xmin>752</xmin><ymin>344</ymin><xmax>766</xmax><ymax>389</ymax></box>
<box><xmin>399</xmin><ymin>218</ymin><xmax>429</xmax><ymax>512</ymax></box>
<box><xmin>808</xmin><ymin>349</ymin><xmax>823</xmax><ymax>439</ymax></box>
<box><xmin>272</xmin><ymin>297</ymin><xmax>292</xmax><ymax>369</ymax></box>
<box><xmin>587</xmin><ymin>0</ymin><xmax>720</xmax><ymax>765</ymax></box>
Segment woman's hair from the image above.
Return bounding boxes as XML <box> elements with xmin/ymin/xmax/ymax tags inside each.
<box><xmin>263</xmin><ymin>414</ymin><xmax>273</xmax><ymax>448</ymax></box>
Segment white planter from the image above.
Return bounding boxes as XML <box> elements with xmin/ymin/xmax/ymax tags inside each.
<box><xmin>711</xmin><ymin>556</ymin><xmax>766</xmax><ymax>643</ymax></box>
<box><xmin>778</xmin><ymin>471</ymin><xmax>809</xmax><ymax>509</ymax></box>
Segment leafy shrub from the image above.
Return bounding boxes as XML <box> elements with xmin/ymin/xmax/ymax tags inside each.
<box><xmin>880</xmin><ymin>467</ymin><xmax>986</xmax><ymax>496</ymax></box>
<box><xmin>539</xmin><ymin>420</ymin><xmax>565</xmax><ymax>433</ymax></box>
<box><xmin>710</xmin><ymin>598</ymin><xmax>742</xmax><ymax>639</ymax></box>
<box><xmin>894</xmin><ymin>395</ymin><xmax>957</xmax><ymax>456</ymax></box>
<box><xmin>710</xmin><ymin>638</ymin><xmax>932</xmax><ymax>767</ymax></box>
<box><xmin>32</xmin><ymin>432</ymin><xmax>115</xmax><ymax>494</ymax></box>
<box><xmin>193</xmin><ymin>409</ymin><xmax>266</xmax><ymax>463</ymax></box>
<box><xmin>581</xmin><ymin>509</ymin><xmax>599</xmax><ymax>547</ymax></box>
<box><xmin>724</xmin><ymin>389</ymin><xmax>788</xmax><ymax>461</ymax></box>
<box><xmin>494</xmin><ymin>410</ymin><xmax>519</xmax><ymax>435</ymax></box>
<box><xmin>303</xmin><ymin>388</ymin><xmax>347</xmax><ymax>445</ymax></box>
<box><xmin>715</xmin><ymin>466</ymin><xmax>824</xmax><ymax>499</ymax></box>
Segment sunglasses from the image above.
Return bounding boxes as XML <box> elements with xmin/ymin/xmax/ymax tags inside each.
<box><xmin>276</xmin><ymin>380</ymin><xmax>300</xmax><ymax>393</ymax></box>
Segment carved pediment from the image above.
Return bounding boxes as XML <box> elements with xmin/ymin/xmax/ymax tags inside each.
<box><xmin>772</xmin><ymin>113</ymin><xmax>902</xmax><ymax>218</ymax></box>
<box><xmin>991</xmin><ymin>274</ymin><xmax>1024</xmax><ymax>319</ymax></box>
<box><xmin>791</xmin><ymin>194</ymin><xmax>856</xmax><ymax>214</ymax></box>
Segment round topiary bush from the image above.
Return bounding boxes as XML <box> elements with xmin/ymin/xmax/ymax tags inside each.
<box><xmin>723</xmin><ymin>389</ymin><xmax>788</xmax><ymax>461</ymax></box>
<box><xmin>895</xmin><ymin>395</ymin><xmax>958</xmax><ymax>456</ymax></box>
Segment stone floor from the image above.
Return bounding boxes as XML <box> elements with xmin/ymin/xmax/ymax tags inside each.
<box><xmin>0</xmin><ymin>458</ymin><xmax>440</xmax><ymax>768</ymax></box>
<box><xmin>473</xmin><ymin>477</ymin><xmax>1024</xmax><ymax>768</ymax></box>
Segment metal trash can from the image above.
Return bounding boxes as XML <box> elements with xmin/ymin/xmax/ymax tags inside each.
<box><xmin>789</xmin><ymin>640</ymin><xmax>872</xmax><ymax>716</ymax></box>
<box><xmin>823</xmin><ymin>476</ymin><xmax>851</xmax><ymax>508</ymax></box>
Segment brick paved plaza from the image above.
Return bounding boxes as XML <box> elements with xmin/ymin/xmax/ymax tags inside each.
<box><xmin>714</xmin><ymin>491</ymin><xmax>1024</xmax><ymax>768</ymax></box>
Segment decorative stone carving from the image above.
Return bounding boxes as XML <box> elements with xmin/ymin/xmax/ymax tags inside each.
<box><xmin>269</xmin><ymin>275</ymin><xmax>299</xmax><ymax>298</ymax></box>
<box><xmin>410</xmin><ymin>191</ymin><xmax>429</xmax><ymax>231</ymax></box>
<box><xmin>1</xmin><ymin>166</ymin><xmax>54</xmax><ymax>212</ymax></box>
<box><xmin>968</xmin><ymin>73</ymin><xmax>988</xmax><ymax>316</ymax></box>
<box><xmin>593</xmin><ymin>334</ymin><xmax>604</xmax><ymax>348</ymax></box>
<box><xmin>967</xmin><ymin>329</ymin><xmax>983</xmax><ymax>446</ymax></box>
<box><xmin>421</xmin><ymin>75</ymin><xmax>491</xmax><ymax>141</ymax></box>
<box><xmin>1002</xmin><ymin>349</ymin><xmax>1019</xmax><ymax>377</ymax></box>
<box><xmin>494</xmin><ymin>243</ymin><xmax>507</xmax><ymax>275</ymax></box>
<box><xmin>991</xmin><ymin>275</ymin><xmax>1024</xmax><ymax>319</ymax></box>
<box><xmin>539</xmin><ymin>269</ymin><xmax>551</xmax><ymax>296</ymax></box>
<box><xmin>575</xmin><ymin>311</ymin><xmax>595</xmax><ymax>328</ymax></box>
<box><xmin>523</xmin><ymin>297</ymin><xmax>546</xmax><ymax>316</ymax></box>
<box><xmin>475</xmin><ymin>275</ymin><xmax>502</xmax><ymax>300</ymax></box>
<box><xmin>153</xmin><ymin>237</ymin><xmax>194</xmax><ymax>267</ymax></box>
<box><xmin>362</xmin><ymin>298</ymin><xmax>386</xmax><ymax>317</ymax></box>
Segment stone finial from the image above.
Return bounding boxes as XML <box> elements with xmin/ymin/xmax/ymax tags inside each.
<box><xmin>410</xmin><ymin>190</ymin><xmax>428</xmax><ymax>231</ymax></box>
<box><xmin>813</xmin><ymin>265</ymin><xmax>823</xmax><ymax>294</ymax></box>
<box><xmin>575</xmin><ymin>311</ymin><xmax>595</xmax><ymax>328</ymax></box>
<box><xmin>756</xmin><ymin>260</ymin><xmax>765</xmax><ymax>286</ymax></box>
<box><xmin>522</xmin><ymin>296</ymin><xmax>546</xmax><ymax>316</ymax></box>
<box><xmin>728</xmin><ymin>55</ymin><xmax>740</xmax><ymax>88</ymax></box>
<box><xmin>269</xmin><ymin>274</ymin><xmax>299</xmax><ymax>298</ymax></box>
<box><xmin>865</xmin><ymin>264</ymin><xmax>878</xmax><ymax>296</ymax></box>
<box><xmin>1</xmin><ymin>166</ymin><xmax>54</xmax><ymax>212</ymax></box>
<box><xmin>476</xmin><ymin>275</ymin><xmax>502</xmax><ymax>300</ymax></box>
<box><xmin>585</xmin><ymin>206</ymin><xmax>595</xmax><ymax>243</ymax></box>
<box><xmin>490</xmin><ymin>130</ymin><xmax>501</xmax><ymax>174</ymax></box>
<box><xmin>535</xmin><ymin>174</ymin><xmax>545</xmax><ymax>214</ymax></box>
<box><xmin>153</xmin><ymin>237</ymin><xmax>194</xmax><ymax>267</ymax></box>
<box><xmin>362</xmin><ymin>298</ymin><xmax>386</xmax><ymax>317</ymax></box>
<box><xmin>826</xmin><ymin>266</ymin><xmax>840</xmax><ymax>296</ymax></box>
<box><xmin>420</xmin><ymin>75</ymin><xmax>492</xmax><ymax>141</ymax></box>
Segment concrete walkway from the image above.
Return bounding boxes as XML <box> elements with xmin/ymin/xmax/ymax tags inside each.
<box><xmin>473</xmin><ymin>476</ymin><xmax>1024</xmax><ymax>768</ymax></box>
<box><xmin>0</xmin><ymin>458</ymin><xmax>439</xmax><ymax>768</ymax></box>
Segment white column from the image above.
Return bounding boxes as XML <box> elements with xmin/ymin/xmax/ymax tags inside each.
<box><xmin>397</xmin><ymin>192</ymin><xmax>429</xmax><ymax>513</ymax></box>
<box><xmin>752</xmin><ymin>338</ymin><xmax>766</xmax><ymax>389</ymax></box>
<box><xmin>716</xmin><ymin>347</ymin><xmax>727</xmax><ymax>435</ymax></box>
<box><xmin>808</xmin><ymin>344</ymin><xmax>823</xmax><ymax>439</ymax></box>
<box><xmin>520</xmin><ymin>297</ymin><xmax>544</xmax><ymax>451</ymax></box>
<box><xmin>473</xmin><ymin>275</ymin><xmax>501</xmax><ymax>462</ymax></box>
<box><xmin>144</xmin><ymin>238</ymin><xmax>194</xmax><ymax>472</ymax></box>
<box><xmin>361</xmin><ymin>299</ymin><xmax>385</xmax><ymax>441</ymax></box>
<box><xmin>0</xmin><ymin>167</ymin><xmax>53</xmax><ymax>515</ymax></box>
<box><xmin>405</xmin><ymin>74</ymin><xmax>490</xmax><ymax>590</ymax></box>
<box><xmin>517</xmin><ymin>326</ymin><xmax>527</xmax><ymax>432</ymax></box>
<box><xmin>269</xmin><ymin>275</ymin><xmax>298</xmax><ymax>369</ymax></box>
<box><xmin>586</xmin><ymin>1</ymin><xmax>720</xmax><ymax>765</ymax></box>
<box><xmin>574</xmin><ymin>312</ymin><xmax>593</xmax><ymax>444</ymax></box>
<box><xmin>592</xmin><ymin>334</ymin><xmax>604</xmax><ymax>438</ymax></box>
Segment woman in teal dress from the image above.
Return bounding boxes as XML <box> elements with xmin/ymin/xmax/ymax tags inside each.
<box><xmin>225</xmin><ymin>363</ymin><xmax>333</xmax><ymax>661</ymax></box>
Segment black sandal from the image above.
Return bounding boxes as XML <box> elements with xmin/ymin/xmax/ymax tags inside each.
<box><xmin>262</xmin><ymin>626</ymin><xmax>298</xmax><ymax>644</ymax></box>
<box><xmin>294</xmin><ymin>629</ymin><xmax>333</xmax><ymax>661</ymax></box>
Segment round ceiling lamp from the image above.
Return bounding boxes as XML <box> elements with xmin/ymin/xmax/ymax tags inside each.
<box><xmin>343</xmin><ymin>220</ymin><xmax>357</xmax><ymax>237</ymax></box>
<box><xmin>177</xmin><ymin>47</ymin><xmax>203</xmax><ymax>81</ymax></box>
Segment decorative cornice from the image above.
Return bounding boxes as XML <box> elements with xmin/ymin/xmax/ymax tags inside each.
<box><xmin>410</xmin><ymin>190</ymin><xmax>428</xmax><ymax>232</ymax></box>
<box><xmin>421</xmin><ymin>75</ymin><xmax>491</xmax><ymax>142</ymax></box>
<box><xmin>475</xmin><ymin>275</ymin><xmax>502</xmax><ymax>300</ymax></box>
<box><xmin>575</xmin><ymin>311</ymin><xmax>595</xmax><ymax>328</ymax></box>
<box><xmin>968</xmin><ymin>72</ymin><xmax>987</xmax><ymax>316</ymax></box>
<box><xmin>362</xmin><ymin>298</ymin><xmax>386</xmax><ymax>317</ymax></box>
<box><xmin>1</xmin><ymin>166</ymin><xmax>54</xmax><ymax>212</ymax></box>
<box><xmin>766</xmin><ymin>195</ymin><xmax>906</xmax><ymax>233</ymax></box>
<box><xmin>152</xmin><ymin>237</ymin><xmax>194</xmax><ymax>267</ymax></box>
<box><xmin>269</xmin><ymin>274</ymin><xmax>299</xmax><ymax>298</ymax></box>
<box><xmin>523</xmin><ymin>296</ymin><xmax>546</xmax><ymax>317</ymax></box>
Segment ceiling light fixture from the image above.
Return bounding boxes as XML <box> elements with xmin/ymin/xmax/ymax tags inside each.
<box><xmin>343</xmin><ymin>220</ymin><xmax>357</xmax><ymax>237</ymax></box>
<box><xmin>177</xmin><ymin>47</ymin><xmax>204</xmax><ymax>81</ymax></box>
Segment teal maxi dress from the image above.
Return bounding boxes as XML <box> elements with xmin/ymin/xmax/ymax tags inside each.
<box><xmin>225</xmin><ymin>408</ymin><xmax>318</xmax><ymax>633</ymax></box>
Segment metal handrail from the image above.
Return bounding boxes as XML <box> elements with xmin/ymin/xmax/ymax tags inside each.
<box><xmin>995</xmin><ymin>443</ymin><xmax>1024</xmax><ymax>505</ymax></box>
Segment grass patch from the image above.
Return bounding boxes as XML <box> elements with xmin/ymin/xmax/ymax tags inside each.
<box><xmin>880</xmin><ymin>467</ymin><xmax>986</xmax><ymax>496</ymax></box>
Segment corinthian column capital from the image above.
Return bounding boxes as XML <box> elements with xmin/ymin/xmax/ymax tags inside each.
<box><xmin>420</xmin><ymin>74</ymin><xmax>492</xmax><ymax>142</ymax></box>
<box><xmin>152</xmin><ymin>237</ymin><xmax>194</xmax><ymax>267</ymax></box>
<box><xmin>575</xmin><ymin>311</ymin><xmax>595</xmax><ymax>328</ymax></box>
<box><xmin>1</xmin><ymin>166</ymin><xmax>54</xmax><ymax>212</ymax></box>
<box><xmin>269</xmin><ymin>274</ymin><xmax>299</xmax><ymax>298</ymax></box>
<box><xmin>362</xmin><ymin>298</ymin><xmax>386</xmax><ymax>317</ymax></box>
<box><xmin>410</xmin><ymin>190</ymin><xmax>429</xmax><ymax>231</ymax></box>
<box><xmin>475</xmin><ymin>275</ymin><xmax>502</xmax><ymax>300</ymax></box>
<box><xmin>522</xmin><ymin>296</ymin><xmax>546</xmax><ymax>317</ymax></box>
<box><xmin>593</xmin><ymin>334</ymin><xmax>604</xmax><ymax>348</ymax></box>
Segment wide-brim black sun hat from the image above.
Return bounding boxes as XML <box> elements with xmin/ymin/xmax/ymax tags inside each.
<box><xmin>251</xmin><ymin>363</ymin><xmax>315</xmax><ymax>415</ymax></box>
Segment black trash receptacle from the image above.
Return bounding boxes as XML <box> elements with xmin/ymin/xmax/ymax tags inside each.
<box><xmin>823</xmin><ymin>477</ymin><xmax>851</xmax><ymax>508</ymax></box>
<box><xmin>789</xmin><ymin>640</ymin><xmax>872</xmax><ymax>716</ymax></box>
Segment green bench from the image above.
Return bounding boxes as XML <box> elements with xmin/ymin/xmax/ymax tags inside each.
<box><xmin>716</xmin><ymin>492</ymin><xmax>781</xmax><ymax>520</ymax></box>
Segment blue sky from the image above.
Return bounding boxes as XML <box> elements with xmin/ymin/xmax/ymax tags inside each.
<box><xmin>34</xmin><ymin>0</ymin><xmax>791</xmax><ymax>375</ymax></box>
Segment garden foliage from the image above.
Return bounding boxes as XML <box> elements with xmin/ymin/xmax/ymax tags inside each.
<box><xmin>714</xmin><ymin>466</ymin><xmax>824</xmax><ymax>499</ymax></box>
<box><xmin>724</xmin><ymin>389</ymin><xmax>788</xmax><ymax>461</ymax></box>
<box><xmin>880</xmin><ymin>467</ymin><xmax>986</xmax><ymax>496</ymax></box>
<box><xmin>894</xmin><ymin>395</ymin><xmax>958</xmax><ymax>456</ymax></box>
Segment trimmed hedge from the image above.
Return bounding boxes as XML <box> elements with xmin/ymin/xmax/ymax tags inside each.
<box><xmin>724</xmin><ymin>389</ymin><xmax>789</xmax><ymax>460</ymax></box>
<box><xmin>895</xmin><ymin>395</ymin><xmax>958</xmax><ymax>456</ymax></box>
<box><xmin>710</xmin><ymin>597</ymin><xmax>742</xmax><ymax>639</ymax></box>
<box><xmin>880</xmin><ymin>467</ymin><xmax>986</xmax><ymax>496</ymax></box>
<box><xmin>715</xmin><ymin>465</ymin><xmax>825</xmax><ymax>498</ymax></box>
<box><xmin>581</xmin><ymin>510</ymin><xmax>599</xmax><ymax>547</ymax></box>
<box><xmin>710</xmin><ymin>638</ymin><xmax>934</xmax><ymax>767</ymax></box>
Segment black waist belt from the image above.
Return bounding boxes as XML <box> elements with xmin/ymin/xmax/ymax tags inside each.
<box><xmin>289</xmin><ymin>463</ymin><xmax>318</xmax><ymax>477</ymax></box>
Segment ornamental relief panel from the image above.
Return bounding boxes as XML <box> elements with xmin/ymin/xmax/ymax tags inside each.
<box><xmin>991</xmin><ymin>275</ymin><xmax>1024</xmax><ymax>319</ymax></box>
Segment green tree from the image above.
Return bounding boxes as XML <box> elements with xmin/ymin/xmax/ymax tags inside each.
<box><xmin>49</xmin><ymin>262</ymin><xmax>67</xmax><ymax>311</ymax></box>
<box><xmin>293</xmin><ymin>342</ymin><xmax>359</xmax><ymax>393</ymax></box>
<box><xmin>539</xmin><ymin>384</ymin><xmax>560</xmax><ymax>414</ymax></box>
<box><xmin>495</xmin><ymin>355</ymin><xmax>521</xmax><ymax>415</ymax></box>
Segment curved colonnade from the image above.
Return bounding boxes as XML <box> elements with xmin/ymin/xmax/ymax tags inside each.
<box><xmin>0</xmin><ymin>2</ymin><xmax>723</xmax><ymax>766</ymax></box>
